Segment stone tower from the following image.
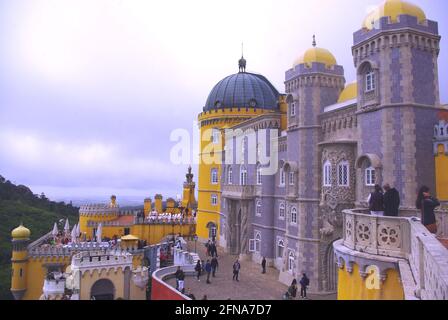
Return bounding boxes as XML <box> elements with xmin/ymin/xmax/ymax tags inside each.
<box><xmin>353</xmin><ymin>0</ymin><xmax>442</xmax><ymax>207</ymax></box>
<box><xmin>284</xmin><ymin>38</ymin><xmax>345</xmax><ymax>290</ymax></box>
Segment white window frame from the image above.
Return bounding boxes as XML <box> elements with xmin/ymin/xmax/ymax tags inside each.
<box><xmin>240</xmin><ymin>166</ymin><xmax>247</xmax><ymax>186</ymax></box>
<box><xmin>337</xmin><ymin>161</ymin><xmax>350</xmax><ymax>187</ymax></box>
<box><xmin>365</xmin><ymin>166</ymin><xmax>376</xmax><ymax>187</ymax></box>
<box><xmin>279</xmin><ymin>202</ymin><xmax>285</xmax><ymax>220</ymax></box>
<box><xmin>323</xmin><ymin>161</ymin><xmax>332</xmax><ymax>187</ymax></box>
<box><xmin>256</xmin><ymin>166</ymin><xmax>262</xmax><ymax>185</ymax></box>
<box><xmin>290</xmin><ymin>102</ymin><xmax>296</xmax><ymax>116</ymax></box>
<box><xmin>289</xmin><ymin>171</ymin><xmax>295</xmax><ymax>186</ymax></box>
<box><xmin>255</xmin><ymin>232</ymin><xmax>261</xmax><ymax>253</ymax></box>
<box><xmin>228</xmin><ymin>167</ymin><xmax>233</xmax><ymax>185</ymax></box>
<box><xmin>249</xmin><ymin>239</ymin><xmax>256</xmax><ymax>252</ymax></box>
<box><xmin>211</xmin><ymin>194</ymin><xmax>218</xmax><ymax>206</ymax></box>
<box><xmin>366</xmin><ymin>71</ymin><xmax>376</xmax><ymax>92</ymax></box>
<box><xmin>256</xmin><ymin>199</ymin><xmax>262</xmax><ymax>217</ymax></box>
<box><xmin>211</xmin><ymin>168</ymin><xmax>218</xmax><ymax>184</ymax></box>
<box><xmin>288</xmin><ymin>250</ymin><xmax>295</xmax><ymax>274</ymax></box>
<box><xmin>279</xmin><ymin>167</ymin><xmax>285</xmax><ymax>187</ymax></box>
<box><xmin>290</xmin><ymin>207</ymin><xmax>298</xmax><ymax>225</ymax></box>
<box><xmin>277</xmin><ymin>238</ymin><xmax>285</xmax><ymax>258</ymax></box>
<box><xmin>212</xmin><ymin>129</ymin><xmax>220</xmax><ymax>145</ymax></box>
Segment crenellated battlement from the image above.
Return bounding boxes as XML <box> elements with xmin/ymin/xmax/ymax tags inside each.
<box><xmin>285</xmin><ymin>62</ymin><xmax>345</xmax><ymax>83</ymax></box>
<box><xmin>71</xmin><ymin>250</ymin><xmax>133</xmax><ymax>270</ymax></box>
<box><xmin>353</xmin><ymin>15</ymin><xmax>439</xmax><ymax>46</ymax></box>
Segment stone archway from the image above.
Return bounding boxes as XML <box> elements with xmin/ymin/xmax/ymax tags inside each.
<box><xmin>90</xmin><ymin>278</ymin><xmax>115</xmax><ymax>300</ymax></box>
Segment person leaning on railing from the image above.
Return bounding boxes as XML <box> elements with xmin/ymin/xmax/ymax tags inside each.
<box><xmin>416</xmin><ymin>186</ymin><xmax>440</xmax><ymax>234</ymax></box>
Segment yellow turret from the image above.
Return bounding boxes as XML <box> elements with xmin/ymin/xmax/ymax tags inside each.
<box><xmin>11</xmin><ymin>224</ymin><xmax>30</xmax><ymax>300</ymax></box>
<box><xmin>182</xmin><ymin>166</ymin><xmax>197</xmax><ymax>212</ymax></box>
<box><xmin>143</xmin><ymin>198</ymin><xmax>152</xmax><ymax>217</ymax></box>
<box><xmin>154</xmin><ymin>194</ymin><xmax>163</xmax><ymax>213</ymax></box>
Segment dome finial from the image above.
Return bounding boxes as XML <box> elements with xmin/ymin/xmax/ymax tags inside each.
<box><xmin>312</xmin><ymin>35</ymin><xmax>316</xmax><ymax>47</ymax></box>
<box><xmin>238</xmin><ymin>42</ymin><xmax>246</xmax><ymax>73</ymax></box>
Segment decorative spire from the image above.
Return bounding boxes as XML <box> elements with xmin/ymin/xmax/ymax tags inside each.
<box><xmin>238</xmin><ymin>42</ymin><xmax>246</xmax><ymax>73</ymax></box>
<box><xmin>312</xmin><ymin>35</ymin><xmax>316</xmax><ymax>47</ymax></box>
<box><xmin>186</xmin><ymin>165</ymin><xmax>194</xmax><ymax>183</ymax></box>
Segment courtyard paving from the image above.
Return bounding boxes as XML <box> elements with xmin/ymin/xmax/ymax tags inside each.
<box><xmin>165</xmin><ymin>241</ymin><xmax>337</xmax><ymax>300</ymax></box>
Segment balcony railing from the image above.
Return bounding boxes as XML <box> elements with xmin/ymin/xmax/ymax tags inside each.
<box><xmin>222</xmin><ymin>185</ymin><xmax>255</xmax><ymax>200</ymax></box>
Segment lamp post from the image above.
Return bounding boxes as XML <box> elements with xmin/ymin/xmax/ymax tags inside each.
<box><xmin>193</xmin><ymin>235</ymin><xmax>198</xmax><ymax>253</ymax></box>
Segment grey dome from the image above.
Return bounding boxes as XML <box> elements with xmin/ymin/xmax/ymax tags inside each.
<box><xmin>204</xmin><ymin>72</ymin><xmax>280</xmax><ymax>111</ymax></box>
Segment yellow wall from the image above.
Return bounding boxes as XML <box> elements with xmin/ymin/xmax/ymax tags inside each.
<box><xmin>79</xmin><ymin>213</ymin><xmax>119</xmax><ymax>239</ymax></box>
<box><xmin>144</xmin><ymin>199</ymin><xmax>152</xmax><ymax>217</ymax></box>
<box><xmin>23</xmin><ymin>256</ymin><xmax>71</xmax><ymax>300</ymax></box>
<box><xmin>337</xmin><ymin>263</ymin><xmax>404</xmax><ymax>300</ymax></box>
<box><xmin>436</xmin><ymin>144</ymin><xmax>448</xmax><ymax>201</ymax></box>
<box><xmin>196</xmin><ymin>108</ymin><xmax>274</xmax><ymax>240</ymax></box>
<box><xmin>11</xmin><ymin>248</ymin><xmax>28</xmax><ymax>296</ymax></box>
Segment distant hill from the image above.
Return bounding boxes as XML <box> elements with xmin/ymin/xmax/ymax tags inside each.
<box><xmin>0</xmin><ymin>175</ymin><xmax>79</xmax><ymax>300</ymax></box>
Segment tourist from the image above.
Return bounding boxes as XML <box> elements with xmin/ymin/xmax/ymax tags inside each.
<box><xmin>261</xmin><ymin>257</ymin><xmax>266</xmax><ymax>274</ymax></box>
<box><xmin>195</xmin><ymin>260</ymin><xmax>202</xmax><ymax>281</ymax></box>
<box><xmin>211</xmin><ymin>256</ymin><xmax>219</xmax><ymax>277</ymax></box>
<box><xmin>210</xmin><ymin>242</ymin><xmax>217</xmax><ymax>257</ymax></box>
<box><xmin>369</xmin><ymin>184</ymin><xmax>384</xmax><ymax>216</ymax></box>
<box><xmin>175</xmin><ymin>266</ymin><xmax>185</xmax><ymax>291</ymax></box>
<box><xmin>416</xmin><ymin>186</ymin><xmax>440</xmax><ymax>234</ymax></box>
<box><xmin>205</xmin><ymin>260</ymin><xmax>212</xmax><ymax>284</ymax></box>
<box><xmin>205</xmin><ymin>240</ymin><xmax>211</xmax><ymax>256</ymax></box>
<box><xmin>289</xmin><ymin>279</ymin><xmax>298</xmax><ymax>299</ymax></box>
<box><xmin>299</xmin><ymin>273</ymin><xmax>309</xmax><ymax>299</ymax></box>
<box><xmin>383</xmin><ymin>184</ymin><xmax>400</xmax><ymax>217</ymax></box>
<box><xmin>232</xmin><ymin>259</ymin><xmax>241</xmax><ymax>281</ymax></box>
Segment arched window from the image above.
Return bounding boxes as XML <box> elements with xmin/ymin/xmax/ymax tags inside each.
<box><xmin>279</xmin><ymin>202</ymin><xmax>285</xmax><ymax>220</ymax></box>
<box><xmin>288</xmin><ymin>251</ymin><xmax>295</xmax><ymax>273</ymax></box>
<box><xmin>277</xmin><ymin>239</ymin><xmax>285</xmax><ymax>258</ymax></box>
<box><xmin>228</xmin><ymin>167</ymin><xmax>233</xmax><ymax>185</ymax></box>
<box><xmin>255</xmin><ymin>232</ymin><xmax>261</xmax><ymax>252</ymax></box>
<box><xmin>279</xmin><ymin>167</ymin><xmax>286</xmax><ymax>187</ymax></box>
<box><xmin>366</xmin><ymin>70</ymin><xmax>376</xmax><ymax>92</ymax></box>
<box><xmin>257</xmin><ymin>165</ymin><xmax>262</xmax><ymax>185</ymax></box>
<box><xmin>337</xmin><ymin>161</ymin><xmax>350</xmax><ymax>187</ymax></box>
<box><xmin>291</xmin><ymin>207</ymin><xmax>298</xmax><ymax>225</ymax></box>
<box><xmin>240</xmin><ymin>166</ymin><xmax>247</xmax><ymax>186</ymax></box>
<box><xmin>289</xmin><ymin>172</ymin><xmax>295</xmax><ymax>185</ymax></box>
<box><xmin>256</xmin><ymin>199</ymin><xmax>262</xmax><ymax>217</ymax></box>
<box><xmin>365</xmin><ymin>166</ymin><xmax>376</xmax><ymax>186</ymax></box>
<box><xmin>323</xmin><ymin>161</ymin><xmax>332</xmax><ymax>187</ymax></box>
<box><xmin>211</xmin><ymin>168</ymin><xmax>218</xmax><ymax>184</ymax></box>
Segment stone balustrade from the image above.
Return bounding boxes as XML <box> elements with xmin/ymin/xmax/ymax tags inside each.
<box><xmin>43</xmin><ymin>279</ymin><xmax>66</xmax><ymax>297</ymax></box>
<box><xmin>173</xmin><ymin>247</ymin><xmax>200</xmax><ymax>267</ymax></box>
<box><xmin>222</xmin><ymin>184</ymin><xmax>256</xmax><ymax>200</ymax></box>
<box><xmin>338</xmin><ymin>208</ymin><xmax>448</xmax><ymax>300</ymax></box>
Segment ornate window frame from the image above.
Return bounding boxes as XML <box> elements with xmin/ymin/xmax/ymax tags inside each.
<box><xmin>337</xmin><ymin>161</ymin><xmax>350</xmax><ymax>187</ymax></box>
<box><xmin>323</xmin><ymin>160</ymin><xmax>332</xmax><ymax>187</ymax></box>
<box><xmin>211</xmin><ymin>168</ymin><xmax>219</xmax><ymax>184</ymax></box>
<box><xmin>279</xmin><ymin>202</ymin><xmax>286</xmax><ymax>220</ymax></box>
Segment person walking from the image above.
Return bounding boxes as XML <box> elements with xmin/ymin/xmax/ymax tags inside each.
<box><xmin>211</xmin><ymin>256</ymin><xmax>219</xmax><ymax>277</ymax></box>
<box><xmin>205</xmin><ymin>260</ymin><xmax>212</xmax><ymax>284</ymax></box>
<box><xmin>288</xmin><ymin>279</ymin><xmax>298</xmax><ymax>299</ymax></box>
<box><xmin>383</xmin><ymin>184</ymin><xmax>400</xmax><ymax>217</ymax></box>
<box><xmin>261</xmin><ymin>257</ymin><xmax>266</xmax><ymax>274</ymax></box>
<box><xmin>416</xmin><ymin>186</ymin><xmax>440</xmax><ymax>234</ymax></box>
<box><xmin>369</xmin><ymin>184</ymin><xmax>385</xmax><ymax>216</ymax></box>
<box><xmin>299</xmin><ymin>273</ymin><xmax>309</xmax><ymax>299</ymax></box>
<box><xmin>232</xmin><ymin>259</ymin><xmax>241</xmax><ymax>281</ymax></box>
<box><xmin>205</xmin><ymin>240</ymin><xmax>211</xmax><ymax>256</ymax></box>
<box><xmin>195</xmin><ymin>260</ymin><xmax>202</xmax><ymax>281</ymax></box>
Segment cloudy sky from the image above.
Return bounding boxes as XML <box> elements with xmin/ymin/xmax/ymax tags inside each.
<box><xmin>0</xmin><ymin>0</ymin><xmax>447</xmax><ymax>205</ymax></box>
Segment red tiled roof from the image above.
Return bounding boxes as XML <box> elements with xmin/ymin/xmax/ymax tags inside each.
<box><xmin>116</xmin><ymin>215</ymin><xmax>134</xmax><ymax>225</ymax></box>
<box><xmin>437</xmin><ymin>238</ymin><xmax>448</xmax><ymax>250</ymax></box>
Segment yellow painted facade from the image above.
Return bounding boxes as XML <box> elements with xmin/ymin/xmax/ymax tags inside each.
<box><xmin>337</xmin><ymin>263</ymin><xmax>404</xmax><ymax>300</ymax></box>
<box><xmin>436</xmin><ymin>144</ymin><xmax>448</xmax><ymax>201</ymax></box>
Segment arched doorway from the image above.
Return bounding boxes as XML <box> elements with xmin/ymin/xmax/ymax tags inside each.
<box><xmin>206</xmin><ymin>222</ymin><xmax>217</xmax><ymax>240</ymax></box>
<box><xmin>325</xmin><ymin>241</ymin><xmax>339</xmax><ymax>292</ymax></box>
<box><xmin>90</xmin><ymin>279</ymin><xmax>115</xmax><ymax>300</ymax></box>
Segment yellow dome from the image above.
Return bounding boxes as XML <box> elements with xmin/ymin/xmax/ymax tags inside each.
<box><xmin>338</xmin><ymin>82</ymin><xmax>358</xmax><ymax>103</ymax></box>
<box><xmin>363</xmin><ymin>0</ymin><xmax>426</xmax><ymax>30</ymax></box>
<box><xmin>294</xmin><ymin>47</ymin><xmax>337</xmax><ymax>68</ymax></box>
<box><xmin>11</xmin><ymin>224</ymin><xmax>31</xmax><ymax>239</ymax></box>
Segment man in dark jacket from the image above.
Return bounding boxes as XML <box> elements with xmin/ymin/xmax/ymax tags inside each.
<box><xmin>299</xmin><ymin>273</ymin><xmax>310</xmax><ymax>299</ymax></box>
<box><xmin>369</xmin><ymin>184</ymin><xmax>384</xmax><ymax>216</ymax></box>
<box><xmin>232</xmin><ymin>259</ymin><xmax>241</xmax><ymax>281</ymax></box>
<box><xmin>261</xmin><ymin>257</ymin><xmax>266</xmax><ymax>274</ymax></box>
<box><xmin>205</xmin><ymin>260</ymin><xmax>212</xmax><ymax>284</ymax></box>
<box><xmin>211</xmin><ymin>257</ymin><xmax>219</xmax><ymax>277</ymax></box>
<box><xmin>383</xmin><ymin>184</ymin><xmax>400</xmax><ymax>217</ymax></box>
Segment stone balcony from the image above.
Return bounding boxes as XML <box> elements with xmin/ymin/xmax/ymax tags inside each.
<box><xmin>334</xmin><ymin>208</ymin><xmax>448</xmax><ymax>300</ymax></box>
<box><xmin>222</xmin><ymin>185</ymin><xmax>256</xmax><ymax>200</ymax></box>
<box><xmin>43</xmin><ymin>279</ymin><xmax>66</xmax><ymax>297</ymax></box>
